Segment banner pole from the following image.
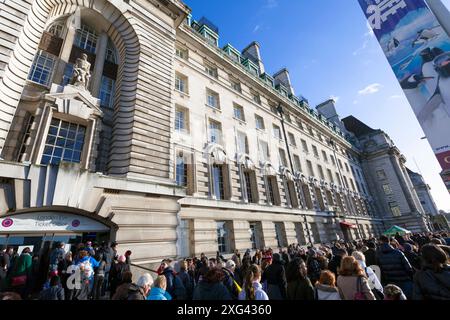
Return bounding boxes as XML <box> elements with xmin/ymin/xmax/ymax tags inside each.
<box><xmin>425</xmin><ymin>0</ymin><xmax>450</xmax><ymax>37</ymax></box>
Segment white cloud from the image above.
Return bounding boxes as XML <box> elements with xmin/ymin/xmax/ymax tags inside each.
<box><xmin>353</xmin><ymin>22</ymin><xmax>375</xmax><ymax>56</ymax></box>
<box><xmin>253</xmin><ymin>25</ymin><xmax>261</xmax><ymax>33</ymax></box>
<box><xmin>358</xmin><ymin>83</ymin><xmax>383</xmax><ymax>95</ymax></box>
<box><xmin>389</xmin><ymin>94</ymin><xmax>403</xmax><ymax>99</ymax></box>
<box><xmin>353</xmin><ymin>100</ymin><xmax>359</xmax><ymax>105</ymax></box>
<box><xmin>264</xmin><ymin>0</ymin><xmax>278</xmax><ymax>9</ymax></box>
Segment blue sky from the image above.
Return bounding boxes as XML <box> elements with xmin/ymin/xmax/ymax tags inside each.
<box><xmin>184</xmin><ymin>0</ymin><xmax>450</xmax><ymax>211</ymax></box>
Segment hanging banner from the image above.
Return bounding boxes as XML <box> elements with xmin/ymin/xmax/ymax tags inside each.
<box><xmin>358</xmin><ymin>0</ymin><xmax>450</xmax><ymax>175</ymax></box>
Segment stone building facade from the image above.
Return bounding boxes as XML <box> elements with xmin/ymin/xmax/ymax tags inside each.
<box><xmin>0</xmin><ymin>0</ymin><xmax>434</xmax><ymax>266</ymax></box>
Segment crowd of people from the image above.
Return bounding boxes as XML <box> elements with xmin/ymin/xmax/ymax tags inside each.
<box><xmin>0</xmin><ymin>231</ymin><xmax>449</xmax><ymax>301</ymax></box>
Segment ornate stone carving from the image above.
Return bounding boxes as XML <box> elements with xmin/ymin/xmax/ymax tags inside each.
<box><xmin>70</xmin><ymin>53</ymin><xmax>91</xmax><ymax>90</ymax></box>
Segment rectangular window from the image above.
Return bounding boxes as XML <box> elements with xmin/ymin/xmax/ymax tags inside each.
<box><xmin>279</xmin><ymin>149</ymin><xmax>288</xmax><ymax>167</ymax></box>
<box><xmin>318</xmin><ymin>165</ymin><xmax>325</xmax><ymax>180</ymax></box>
<box><xmin>237</xmin><ymin>131</ymin><xmax>249</xmax><ymax>154</ymax></box>
<box><xmin>288</xmin><ymin>133</ymin><xmax>296</xmax><ymax>146</ymax></box>
<box><xmin>312</xmin><ymin>145</ymin><xmax>319</xmax><ymax>158</ymax></box>
<box><xmin>216</xmin><ymin>221</ymin><xmax>229</xmax><ymax>253</ymax></box>
<box><xmin>61</xmin><ymin>63</ymin><xmax>74</xmax><ymax>86</ymax></box>
<box><xmin>284</xmin><ymin>113</ymin><xmax>292</xmax><ymax>124</ymax></box>
<box><xmin>244</xmin><ymin>171</ymin><xmax>254</xmax><ymax>203</ymax></box>
<box><xmin>175</xmin><ymin>46</ymin><xmax>188</xmax><ymax>60</ymax></box>
<box><xmin>330</xmin><ymin>155</ymin><xmax>336</xmax><ymax>166</ymax></box>
<box><xmin>343</xmin><ymin>176</ymin><xmax>349</xmax><ymax>188</ymax></box>
<box><xmin>209</xmin><ymin>119</ymin><xmax>222</xmax><ymax>144</ymax></box>
<box><xmin>377</xmin><ymin>169</ymin><xmax>387</xmax><ymax>180</ymax></box>
<box><xmin>176</xmin><ymin>152</ymin><xmax>188</xmax><ymax>187</ymax></box>
<box><xmin>389</xmin><ymin>202</ymin><xmax>402</xmax><ymax>217</ymax></box>
<box><xmin>383</xmin><ymin>184</ymin><xmax>393</xmax><ymax>195</ymax></box>
<box><xmin>205</xmin><ymin>63</ymin><xmax>218</xmax><ymax>78</ymax></box>
<box><xmin>249</xmin><ymin>223</ymin><xmax>258</xmax><ymax>250</ymax></box>
<box><xmin>99</xmin><ymin>76</ymin><xmax>115</xmax><ymax>108</ymax></box>
<box><xmin>212</xmin><ymin>164</ymin><xmax>225</xmax><ymax>200</ymax></box>
<box><xmin>231</xmin><ymin>79</ymin><xmax>242</xmax><ymax>93</ymax></box>
<box><xmin>41</xmin><ymin>118</ymin><xmax>86</xmax><ymax>165</ymax></box>
<box><xmin>266</xmin><ymin>176</ymin><xmax>279</xmax><ymax>205</ymax></box>
<box><xmin>175</xmin><ymin>73</ymin><xmax>188</xmax><ymax>94</ymax></box>
<box><xmin>301</xmin><ymin>139</ymin><xmax>309</xmax><ymax>153</ymax></box>
<box><xmin>338</xmin><ymin>159</ymin><xmax>343</xmax><ymax>169</ymax></box>
<box><xmin>293</xmin><ymin>155</ymin><xmax>302</xmax><ymax>172</ymax></box>
<box><xmin>308</xmin><ymin>126</ymin><xmax>314</xmax><ymax>137</ymax></box>
<box><xmin>233</xmin><ymin>104</ymin><xmax>245</xmax><ymax>122</ymax></box>
<box><xmin>297</xmin><ymin>119</ymin><xmax>304</xmax><ymax>131</ymax></box>
<box><xmin>251</xmin><ymin>91</ymin><xmax>261</xmax><ymax>105</ymax></box>
<box><xmin>350</xmin><ymin>178</ymin><xmax>356</xmax><ymax>191</ymax></box>
<box><xmin>229</xmin><ymin>51</ymin><xmax>240</xmax><ymax>63</ymax></box>
<box><xmin>255</xmin><ymin>115</ymin><xmax>265</xmax><ymax>130</ymax></box>
<box><xmin>205</xmin><ymin>32</ymin><xmax>218</xmax><ymax>46</ymax></box>
<box><xmin>74</xmin><ymin>25</ymin><xmax>97</xmax><ymax>53</ymax></box>
<box><xmin>273</xmin><ymin>125</ymin><xmax>282</xmax><ymax>140</ymax></box>
<box><xmin>322</xmin><ymin>150</ymin><xmax>328</xmax><ymax>162</ymax></box>
<box><xmin>28</xmin><ymin>51</ymin><xmax>55</xmax><ymax>87</ymax></box>
<box><xmin>259</xmin><ymin>140</ymin><xmax>270</xmax><ymax>161</ymax></box>
<box><xmin>345</xmin><ymin>163</ymin><xmax>350</xmax><ymax>172</ymax></box>
<box><xmin>336</xmin><ymin>173</ymin><xmax>342</xmax><ymax>185</ymax></box>
<box><xmin>327</xmin><ymin>169</ymin><xmax>334</xmax><ymax>183</ymax></box>
<box><xmin>306</xmin><ymin>160</ymin><xmax>314</xmax><ymax>177</ymax></box>
<box><xmin>206</xmin><ymin>89</ymin><xmax>220</xmax><ymax>109</ymax></box>
<box><xmin>175</xmin><ymin>106</ymin><xmax>189</xmax><ymax>133</ymax></box>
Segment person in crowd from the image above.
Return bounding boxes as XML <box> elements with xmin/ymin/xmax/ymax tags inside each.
<box><xmin>221</xmin><ymin>260</ymin><xmax>240</xmax><ymax>299</ymax></box>
<box><xmin>306</xmin><ymin>248</ymin><xmax>322</xmax><ymax>285</ymax></box>
<box><xmin>92</xmin><ymin>251</ymin><xmax>106</xmax><ymax>300</ymax></box>
<box><xmin>193</xmin><ymin>268</ymin><xmax>232</xmax><ymax>300</ymax></box>
<box><xmin>364</xmin><ymin>242</ymin><xmax>377</xmax><ymax>267</ymax></box>
<box><xmin>85</xmin><ymin>241</ymin><xmax>95</xmax><ymax>256</ymax></box>
<box><xmin>384</xmin><ymin>284</ymin><xmax>407</xmax><ymax>300</ymax></box>
<box><xmin>49</xmin><ymin>243</ymin><xmax>66</xmax><ymax>273</ymax></box>
<box><xmin>8</xmin><ymin>247</ymin><xmax>33</xmax><ymax>299</ymax></box>
<box><xmin>177</xmin><ymin>259</ymin><xmax>194</xmax><ymax>300</ymax></box>
<box><xmin>315</xmin><ymin>270</ymin><xmax>341</xmax><ymax>300</ymax></box>
<box><xmin>286</xmin><ymin>258</ymin><xmax>315</xmax><ymax>300</ymax></box>
<box><xmin>352</xmin><ymin>251</ymin><xmax>384</xmax><ymax>300</ymax></box>
<box><xmin>413</xmin><ymin>244</ymin><xmax>450</xmax><ymax>300</ymax></box>
<box><xmin>252</xmin><ymin>250</ymin><xmax>262</xmax><ymax>266</ymax></box>
<box><xmin>148</xmin><ymin>275</ymin><xmax>172</xmax><ymax>300</ymax></box>
<box><xmin>58</xmin><ymin>251</ymin><xmax>73</xmax><ymax>300</ymax></box>
<box><xmin>72</xmin><ymin>250</ymin><xmax>99</xmax><ymax>300</ymax></box>
<box><xmin>160</xmin><ymin>259</ymin><xmax>186</xmax><ymax>300</ymax></box>
<box><xmin>38</xmin><ymin>275</ymin><xmax>64</xmax><ymax>300</ymax></box>
<box><xmin>239</xmin><ymin>264</ymin><xmax>268</xmax><ymax>301</ymax></box>
<box><xmin>328</xmin><ymin>248</ymin><xmax>347</xmax><ymax>277</ymax></box>
<box><xmin>395</xmin><ymin>232</ymin><xmax>406</xmax><ymax>246</ymax></box>
<box><xmin>124</xmin><ymin>250</ymin><xmax>132</xmax><ymax>265</ymax></box>
<box><xmin>111</xmin><ymin>271</ymin><xmax>133</xmax><ymax>300</ymax></box>
<box><xmin>403</xmin><ymin>243</ymin><xmax>421</xmax><ymax>272</ymax></box>
<box><xmin>127</xmin><ymin>273</ymin><xmax>153</xmax><ymax>300</ymax></box>
<box><xmin>376</xmin><ymin>235</ymin><xmax>413</xmax><ymax>299</ymax></box>
<box><xmin>261</xmin><ymin>253</ymin><xmax>286</xmax><ymax>300</ymax></box>
<box><xmin>231</xmin><ymin>250</ymin><xmax>242</xmax><ymax>269</ymax></box>
<box><xmin>0</xmin><ymin>246</ymin><xmax>13</xmax><ymax>290</ymax></box>
<box><xmin>336</xmin><ymin>256</ymin><xmax>376</xmax><ymax>300</ymax></box>
<box><xmin>109</xmin><ymin>255</ymin><xmax>130</xmax><ymax>299</ymax></box>
<box><xmin>0</xmin><ymin>291</ymin><xmax>22</xmax><ymax>300</ymax></box>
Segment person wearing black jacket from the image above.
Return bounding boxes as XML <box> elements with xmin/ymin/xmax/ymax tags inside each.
<box><xmin>413</xmin><ymin>244</ymin><xmax>450</xmax><ymax>300</ymax></box>
<box><xmin>261</xmin><ymin>253</ymin><xmax>287</xmax><ymax>300</ymax></box>
<box><xmin>376</xmin><ymin>235</ymin><xmax>413</xmax><ymax>299</ymax></box>
<box><xmin>364</xmin><ymin>242</ymin><xmax>377</xmax><ymax>267</ymax></box>
<box><xmin>161</xmin><ymin>262</ymin><xmax>186</xmax><ymax>300</ymax></box>
<box><xmin>286</xmin><ymin>258</ymin><xmax>315</xmax><ymax>300</ymax></box>
<box><xmin>328</xmin><ymin>248</ymin><xmax>347</xmax><ymax>277</ymax></box>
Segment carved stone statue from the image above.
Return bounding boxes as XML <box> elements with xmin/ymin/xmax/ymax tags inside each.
<box><xmin>70</xmin><ymin>53</ymin><xmax>91</xmax><ymax>90</ymax></box>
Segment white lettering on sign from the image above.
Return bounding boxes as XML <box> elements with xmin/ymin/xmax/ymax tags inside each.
<box><xmin>367</xmin><ymin>0</ymin><xmax>407</xmax><ymax>30</ymax></box>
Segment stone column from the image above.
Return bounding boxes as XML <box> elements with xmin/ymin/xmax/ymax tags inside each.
<box><xmin>53</xmin><ymin>25</ymin><xmax>77</xmax><ymax>84</ymax></box>
<box><xmin>390</xmin><ymin>153</ymin><xmax>420</xmax><ymax>214</ymax></box>
<box><xmin>284</xmin><ymin>221</ymin><xmax>297</xmax><ymax>246</ymax></box>
<box><xmin>90</xmin><ymin>32</ymin><xmax>108</xmax><ymax>97</ymax></box>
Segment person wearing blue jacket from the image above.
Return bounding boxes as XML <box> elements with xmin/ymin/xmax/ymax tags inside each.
<box><xmin>148</xmin><ymin>275</ymin><xmax>172</xmax><ymax>300</ymax></box>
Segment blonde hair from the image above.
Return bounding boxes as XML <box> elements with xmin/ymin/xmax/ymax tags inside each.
<box><xmin>351</xmin><ymin>251</ymin><xmax>366</xmax><ymax>262</ymax></box>
<box><xmin>154</xmin><ymin>275</ymin><xmax>167</xmax><ymax>289</ymax></box>
<box><xmin>339</xmin><ymin>256</ymin><xmax>365</xmax><ymax>277</ymax></box>
<box><xmin>244</xmin><ymin>265</ymin><xmax>261</xmax><ymax>301</ymax></box>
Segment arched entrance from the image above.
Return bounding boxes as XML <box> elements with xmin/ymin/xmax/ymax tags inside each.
<box><xmin>0</xmin><ymin>207</ymin><xmax>117</xmax><ymax>291</ymax></box>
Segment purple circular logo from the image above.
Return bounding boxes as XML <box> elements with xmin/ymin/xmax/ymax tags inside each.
<box><xmin>1</xmin><ymin>218</ymin><xmax>13</xmax><ymax>228</ymax></box>
<box><xmin>71</xmin><ymin>219</ymin><xmax>80</xmax><ymax>228</ymax></box>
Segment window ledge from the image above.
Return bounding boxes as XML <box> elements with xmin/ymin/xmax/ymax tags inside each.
<box><xmin>205</xmin><ymin>104</ymin><xmax>222</xmax><ymax>112</ymax></box>
<box><xmin>233</xmin><ymin>117</ymin><xmax>246</xmax><ymax>124</ymax></box>
<box><xmin>175</xmin><ymin>89</ymin><xmax>190</xmax><ymax>97</ymax></box>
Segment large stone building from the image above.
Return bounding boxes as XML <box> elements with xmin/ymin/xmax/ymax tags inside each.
<box><xmin>0</xmin><ymin>0</ymin><xmax>436</xmax><ymax>268</ymax></box>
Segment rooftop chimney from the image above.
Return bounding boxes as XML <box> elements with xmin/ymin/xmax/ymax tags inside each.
<box><xmin>273</xmin><ymin>68</ymin><xmax>295</xmax><ymax>96</ymax></box>
<box><xmin>316</xmin><ymin>99</ymin><xmax>347</xmax><ymax>133</ymax></box>
<box><xmin>242</xmin><ymin>41</ymin><xmax>265</xmax><ymax>74</ymax></box>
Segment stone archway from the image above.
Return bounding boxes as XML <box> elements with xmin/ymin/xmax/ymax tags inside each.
<box><xmin>0</xmin><ymin>0</ymin><xmax>140</xmax><ymax>176</ymax></box>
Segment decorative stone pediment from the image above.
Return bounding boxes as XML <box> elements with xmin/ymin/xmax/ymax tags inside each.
<box><xmin>45</xmin><ymin>84</ymin><xmax>103</xmax><ymax>120</ymax></box>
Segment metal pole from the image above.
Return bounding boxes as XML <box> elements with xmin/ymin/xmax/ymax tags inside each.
<box><xmin>425</xmin><ymin>0</ymin><xmax>450</xmax><ymax>37</ymax></box>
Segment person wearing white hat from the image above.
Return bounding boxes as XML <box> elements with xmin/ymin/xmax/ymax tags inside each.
<box><xmin>222</xmin><ymin>259</ymin><xmax>241</xmax><ymax>299</ymax></box>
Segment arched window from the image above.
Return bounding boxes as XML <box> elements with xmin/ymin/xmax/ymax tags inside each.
<box><xmin>48</xmin><ymin>21</ymin><xmax>65</xmax><ymax>38</ymax></box>
<box><xmin>74</xmin><ymin>24</ymin><xmax>98</xmax><ymax>53</ymax></box>
<box><xmin>105</xmin><ymin>39</ymin><xmax>118</xmax><ymax>64</ymax></box>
